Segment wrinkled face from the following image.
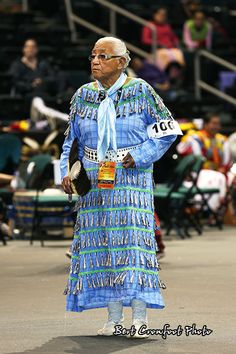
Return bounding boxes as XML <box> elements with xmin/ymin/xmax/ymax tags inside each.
<box><xmin>23</xmin><ymin>39</ymin><xmax>38</xmax><ymax>58</ymax></box>
<box><xmin>90</xmin><ymin>42</ymin><xmax>125</xmax><ymax>81</ymax></box>
<box><xmin>153</xmin><ymin>9</ymin><xmax>167</xmax><ymax>24</ymax></box>
<box><xmin>194</xmin><ymin>12</ymin><xmax>205</xmax><ymax>27</ymax></box>
<box><xmin>205</xmin><ymin>116</ymin><xmax>221</xmax><ymax>135</ymax></box>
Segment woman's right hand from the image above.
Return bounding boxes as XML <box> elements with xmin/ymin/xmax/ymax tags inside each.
<box><xmin>62</xmin><ymin>176</ymin><xmax>73</xmax><ymax>194</ymax></box>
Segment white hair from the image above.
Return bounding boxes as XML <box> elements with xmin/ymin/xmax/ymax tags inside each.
<box><xmin>95</xmin><ymin>36</ymin><xmax>131</xmax><ymax>68</ymax></box>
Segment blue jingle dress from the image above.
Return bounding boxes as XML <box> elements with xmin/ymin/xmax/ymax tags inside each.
<box><xmin>60</xmin><ymin>77</ymin><xmax>177</xmax><ymax>312</ymax></box>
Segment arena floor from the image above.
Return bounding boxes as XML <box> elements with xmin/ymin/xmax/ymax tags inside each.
<box><xmin>0</xmin><ymin>227</ymin><xmax>235</xmax><ymax>354</ymax></box>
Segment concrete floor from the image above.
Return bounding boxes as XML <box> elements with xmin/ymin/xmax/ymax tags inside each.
<box><xmin>0</xmin><ymin>227</ymin><xmax>236</xmax><ymax>354</ymax></box>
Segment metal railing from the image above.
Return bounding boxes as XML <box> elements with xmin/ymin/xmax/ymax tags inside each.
<box><xmin>22</xmin><ymin>0</ymin><xmax>28</xmax><ymax>12</ymax></box>
<box><xmin>195</xmin><ymin>49</ymin><xmax>236</xmax><ymax>106</ymax></box>
<box><xmin>64</xmin><ymin>0</ymin><xmax>157</xmax><ymax>61</ymax></box>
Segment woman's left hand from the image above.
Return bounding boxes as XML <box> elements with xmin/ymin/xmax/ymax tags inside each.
<box><xmin>122</xmin><ymin>152</ymin><xmax>135</xmax><ymax>168</ymax></box>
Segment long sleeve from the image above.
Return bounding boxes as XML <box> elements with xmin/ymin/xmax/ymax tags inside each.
<box><xmin>141</xmin><ymin>24</ymin><xmax>154</xmax><ymax>45</ymax></box>
<box><xmin>130</xmin><ymin>135</ymin><xmax>177</xmax><ymax>169</ymax></box>
<box><xmin>176</xmin><ymin>131</ymin><xmax>201</xmax><ymax>156</ymax></box>
<box><xmin>9</xmin><ymin>61</ymin><xmax>32</xmax><ymax>94</ymax></box>
<box><xmin>129</xmin><ymin>82</ymin><xmax>180</xmax><ymax>169</ymax></box>
<box><xmin>183</xmin><ymin>22</ymin><xmax>197</xmax><ymax>49</ymax></box>
<box><xmin>206</xmin><ymin>24</ymin><xmax>212</xmax><ymax>50</ymax></box>
<box><xmin>188</xmin><ymin>135</ymin><xmax>202</xmax><ymax>155</ymax></box>
<box><xmin>60</xmin><ymin>90</ymin><xmax>84</xmax><ymax>180</ymax></box>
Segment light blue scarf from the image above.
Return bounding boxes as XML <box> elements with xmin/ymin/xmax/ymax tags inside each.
<box><xmin>96</xmin><ymin>72</ymin><xmax>127</xmax><ymax>162</ymax></box>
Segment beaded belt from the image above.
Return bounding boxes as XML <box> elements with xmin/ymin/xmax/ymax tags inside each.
<box><xmin>84</xmin><ymin>144</ymin><xmax>142</xmax><ymax>162</ymax></box>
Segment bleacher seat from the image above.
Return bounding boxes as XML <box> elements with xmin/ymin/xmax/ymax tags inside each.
<box><xmin>0</xmin><ymin>74</ymin><xmax>13</xmax><ymax>94</ymax></box>
<box><xmin>0</xmin><ymin>1</ymin><xmax>235</xmax><ymax>128</ymax></box>
<box><xmin>0</xmin><ymin>96</ymin><xmax>27</xmax><ymax>122</ymax></box>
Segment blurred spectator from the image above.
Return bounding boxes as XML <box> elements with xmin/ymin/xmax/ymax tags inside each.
<box><xmin>9</xmin><ymin>38</ymin><xmax>70</xmax><ymax>99</ymax></box>
<box><xmin>177</xmin><ymin>113</ymin><xmax>235</xmax><ymax>213</ymax></box>
<box><xmin>177</xmin><ymin>113</ymin><xmax>231</xmax><ymax>172</ymax></box>
<box><xmin>130</xmin><ymin>57</ymin><xmax>169</xmax><ymax>89</ymax></box>
<box><xmin>181</xmin><ymin>0</ymin><xmax>201</xmax><ymax>19</ymax></box>
<box><xmin>183</xmin><ymin>11</ymin><xmax>212</xmax><ymax>50</ymax></box>
<box><xmin>9</xmin><ymin>39</ymin><xmax>58</xmax><ymax>99</ymax></box>
<box><xmin>9</xmin><ymin>39</ymin><xmax>69</xmax><ymax>127</ymax></box>
<box><xmin>129</xmin><ymin>56</ymin><xmax>182</xmax><ymax>100</ymax></box>
<box><xmin>141</xmin><ymin>7</ymin><xmax>179</xmax><ymax>49</ymax></box>
<box><xmin>208</xmin><ymin>17</ymin><xmax>228</xmax><ymax>49</ymax></box>
<box><xmin>141</xmin><ymin>8</ymin><xmax>185</xmax><ymax>73</ymax></box>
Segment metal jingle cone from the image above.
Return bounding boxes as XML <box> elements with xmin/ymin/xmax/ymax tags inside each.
<box><xmin>130</xmin><ymin>270</ymin><xmax>135</xmax><ymax>283</ymax></box>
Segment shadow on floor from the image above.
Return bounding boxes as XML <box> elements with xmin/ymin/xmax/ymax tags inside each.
<box><xmin>19</xmin><ymin>335</ymin><xmax>169</xmax><ymax>354</ymax></box>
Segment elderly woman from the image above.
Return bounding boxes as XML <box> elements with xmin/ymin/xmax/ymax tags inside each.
<box><xmin>60</xmin><ymin>36</ymin><xmax>182</xmax><ymax>338</ymax></box>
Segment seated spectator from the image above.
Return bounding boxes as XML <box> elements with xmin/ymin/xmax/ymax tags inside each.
<box><xmin>9</xmin><ymin>39</ymin><xmax>57</xmax><ymax>99</ymax></box>
<box><xmin>181</xmin><ymin>0</ymin><xmax>201</xmax><ymax>19</ymax></box>
<box><xmin>208</xmin><ymin>17</ymin><xmax>228</xmax><ymax>49</ymax></box>
<box><xmin>9</xmin><ymin>38</ymin><xmax>70</xmax><ymax>128</ymax></box>
<box><xmin>183</xmin><ymin>11</ymin><xmax>212</xmax><ymax>50</ymax></box>
<box><xmin>177</xmin><ymin>114</ymin><xmax>231</xmax><ymax>172</ymax></box>
<box><xmin>130</xmin><ymin>57</ymin><xmax>169</xmax><ymax>89</ymax></box>
<box><xmin>129</xmin><ymin>56</ymin><xmax>178</xmax><ymax>100</ymax></box>
<box><xmin>177</xmin><ymin>113</ymin><xmax>235</xmax><ymax>214</ymax></box>
<box><xmin>141</xmin><ymin>7</ymin><xmax>185</xmax><ymax>72</ymax></box>
<box><xmin>142</xmin><ymin>7</ymin><xmax>179</xmax><ymax>49</ymax></box>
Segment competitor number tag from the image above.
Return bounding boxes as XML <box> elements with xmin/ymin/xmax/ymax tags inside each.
<box><xmin>147</xmin><ymin>119</ymin><xmax>183</xmax><ymax>139</ymax></box>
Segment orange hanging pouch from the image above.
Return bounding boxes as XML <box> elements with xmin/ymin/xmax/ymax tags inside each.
<box><xmin>97</xmin><ymin>161</ymin><xmax>116</xmax><ymax>189</ymax></box>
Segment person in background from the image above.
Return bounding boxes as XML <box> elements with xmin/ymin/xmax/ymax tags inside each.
<box><xmin>142</xmin><ymin>7</ymin><xmax>179</xmax><ymax>49</ymax></box>
<box><xmin>177</xmin><ymin>113</ymin><xmax>235</xmax><ymax>214</ymax></box>
<box><xmin>9</xmin><ymin>38</ymin><xmax>71</xmax><ymax>127</ymax></box>
<box><xmin>130</xmin><ymin>56</ymin><xmax>186</xmax><ymax>99</ymax></box>
<box><xmin>141</xmin><ymin>8</ymin><xmax>185</xmax><ymax>75</ymax></box>
<box><xmin>181</xmin><ymin>0</ymin><xmax>201</xmax><ymax>19</ymax></box>
<box><xmin>129</xmin><ymin>57</ymin><xmax>173</xmax><ymax>98</ymax></box>
<box><xmin>9</xmin><ymin>39</ymin><xmax>57</xmax><ymax>98</ymax></box>
<box><xmin>183</xmin><ymin>10</ymin><xmax>212</xmax><ymax>50</ymax></box>
<box><xmin>208</xmin><ymin>17</ymin><xmax>228</xmax><ymax>49</ymax></box>
<box><xmin>178</xmin><ymin>113</ymin><xmax>231</xmax><ymax>172</ymax></box>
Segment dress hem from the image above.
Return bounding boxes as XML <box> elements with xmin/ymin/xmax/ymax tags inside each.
<box><xmin>66</xmin><ymin>303</ymin><xmax>165</xmax><ymax>313</ymax></box>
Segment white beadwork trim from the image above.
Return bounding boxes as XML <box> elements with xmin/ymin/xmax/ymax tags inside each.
<box><xmin>84</xmin><ymin>144</ymin><xmax>142</xmax><ymax>162</ymax></box>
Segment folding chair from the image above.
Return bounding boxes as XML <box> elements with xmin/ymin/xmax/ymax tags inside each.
<box><xmin>23</xmin><ymin>154</ymin><xmax>75</xmax><ymax>246</ymax></box>
<box><xmin>0</xmin><ymin>134</ymin><xmax>21</xmax><ymax>174</ymax></box>
<box><xmin>178</xmin><ymin>156</ymin><xmax>222</xmax><ymax>230</ymax></box>
<box><xmin>154</xmin><ymin>155</ymin><xmax>196</xmax><ymax>238</ymax></box>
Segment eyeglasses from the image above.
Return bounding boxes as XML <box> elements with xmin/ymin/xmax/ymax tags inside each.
<box><xmin>88</xmin><ymin>53</ymin><xmax>122</xmax><ymax>61</ymax></box>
